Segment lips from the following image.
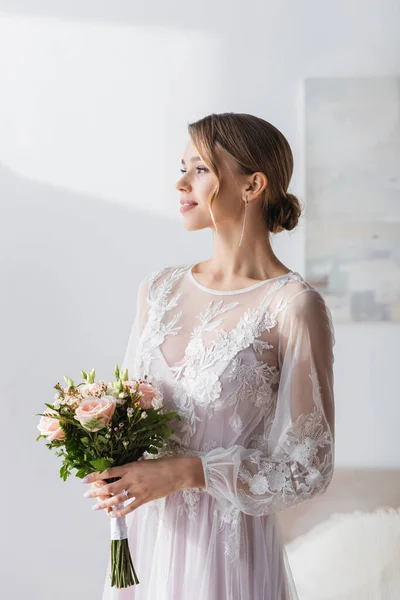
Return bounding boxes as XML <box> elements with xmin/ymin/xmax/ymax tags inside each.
<box><xmin>180</xmin><ymin>200</ymin><xmax>198</xmax><ymax>206</ymax></box>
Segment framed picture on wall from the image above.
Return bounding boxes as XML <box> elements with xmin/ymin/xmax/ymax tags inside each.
<box><xmin>305</xmin><ymin>76</ymin><xmax>400</xmax><ymax>322</ymax></box>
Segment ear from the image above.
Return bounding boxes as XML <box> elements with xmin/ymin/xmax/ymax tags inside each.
<box><xmin>245</xmin><ymin>171</ymin><xmax>268</xmax><ymax>201</ymax></box>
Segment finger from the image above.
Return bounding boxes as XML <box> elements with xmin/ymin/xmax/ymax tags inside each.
<box><xmin>87</xmin><ymin>480</ymin><xmax>124</xmax><ymax>499</ymax></box>
<box><xmin>94</xmin><ymin>490</ymin><xmax>137</xmax><ymax>512</ymax></box>
<box><xmin>86</xmin><ymin>480</ymin><xmax>112</xmax><ymax>500</ymax></box>
<box><xmin>98</xmin><ymin>491</ymin><xmax>112</xmax><ymax>502</ymax></box>
<box><xmin>92</xmin><ymin>499</ymin><xmax>115</xmax><ymax>514</ymax></box>
<box><xmin>82</xmin><ymin>466</ymin><xmax>125</xmax><ymax>484</ymax></box>
<box><xmin>91</xmin><ymin>480</ymin><xmax>107</xmax><ymax>492</ymax></box>
<box><xmin>89</xmin><ymin>481</ymin><xmax>113</xmax><ymax>514</ymax></box>
<box><xmin>109</xmin><ymin>496</ymin><xmax>141</xmax><ymax>518</ymax></box>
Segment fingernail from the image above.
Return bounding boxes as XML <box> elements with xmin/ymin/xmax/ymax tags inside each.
<box><xmin>109</xmin><ymin>511</ymin><xmax>117</xmax><ymax>517</ymax></box>
<box><xmin>82</xmin><ymin>477</ymin><xmax>89</xmax><ymax>483</ymax></box>
<box><xmin>92</xmin><ymin>504</ymin><xmax>100</xmax><ymax>510</ymax></box>
<box><xmin>83</xmin><ymin>491</ymin><xmax>91</xmax><ymax>498</ymax></box>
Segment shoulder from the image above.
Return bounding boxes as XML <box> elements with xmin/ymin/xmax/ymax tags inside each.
<box><xmin>278</xmin><ymin>272</ymin><xmax>334</xmax><ymax>327</ymax></box>
<box><xmin>276</xmin><ymin>276</ymin><xmax>335</xmax><ymax>350</ymax></box>
<box><xmin>279</xmin><ymin>271</ymin><xmax>321</xmax><ymax>306</ymax></box>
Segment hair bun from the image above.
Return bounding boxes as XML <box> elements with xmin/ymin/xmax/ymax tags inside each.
<box><xmin>267</xmin><ymin>192</ymin><xmax>302</xmax><ymax>233</ymax></box>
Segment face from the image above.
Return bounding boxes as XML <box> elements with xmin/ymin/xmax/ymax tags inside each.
<box><xmin>176</xmin><ymin>138</ymin><xmax>249</xmax><ymax>232</ymax></box>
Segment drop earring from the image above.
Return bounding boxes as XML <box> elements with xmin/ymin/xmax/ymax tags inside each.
<box><xmin>238</xmin><ymin>197</ymin><xmax>248</xmax><ymax>248</ymax></box>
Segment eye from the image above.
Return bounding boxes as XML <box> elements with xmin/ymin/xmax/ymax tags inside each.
<box><xmin>180</xmin><ymin>167</ymin><xmax>208</xmax><ymax>174</ymax></box>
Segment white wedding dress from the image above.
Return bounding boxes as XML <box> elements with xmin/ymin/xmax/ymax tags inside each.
<box><xmin>101</xmin><ymin>263</ymin><xmax>335</xmax><ymax>600</ymax></box>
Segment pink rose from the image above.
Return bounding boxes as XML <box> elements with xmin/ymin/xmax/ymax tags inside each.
<box><xmin>136</xmin><ymin>382</ymin><xmax>157</xmax><ymax>410</ymax></box>
<box><xmin>74</xmin><ymin>395</ymin><xmax>116</xmax><ymax>431</ymax></box>
<box><xmin>37</xmin><ymin>411</ymin><xmax>66</xmax><ymax>441</ymax></box>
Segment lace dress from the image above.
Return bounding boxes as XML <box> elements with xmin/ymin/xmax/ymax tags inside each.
<box><xmin>101</xmin><ymin>263</ymin><xmax>336</xmax><ymax>600</ymax></box>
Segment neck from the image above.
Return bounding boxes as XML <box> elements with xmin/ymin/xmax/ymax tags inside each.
<box><xmin>205</xmin><ymin>229</ymin><xmax>290</xmax><ymax>282</ymax></box>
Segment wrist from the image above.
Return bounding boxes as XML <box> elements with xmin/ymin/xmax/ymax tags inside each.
<box><xmin>178</xmin><ymin>457</ymin><xmax>206</xmax><ymax>489</ymax></box>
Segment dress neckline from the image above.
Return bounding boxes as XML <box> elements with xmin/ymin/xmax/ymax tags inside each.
<box><xmin>187</xmin><ymin>263</ymin><xmax>293</xmax><ymax>295</ymax></box>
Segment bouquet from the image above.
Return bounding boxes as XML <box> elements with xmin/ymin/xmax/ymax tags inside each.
<box><xmin>36</xmin><ymin>365</ymin><xmax>180</xmax><ymax>588</ymax></box>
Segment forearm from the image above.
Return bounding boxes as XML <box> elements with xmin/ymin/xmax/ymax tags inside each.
<box><xmin>200</xmin><ymin>439</ymin><xmax>334</xmax><ymax>517</ymax></box>
<box><xmin>175</xmin><ymin>457</ymin><xmax>206</xmax><ymax>490</ymax></box>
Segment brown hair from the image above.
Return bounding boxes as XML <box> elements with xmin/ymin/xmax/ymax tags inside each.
<box><xmin>187</xmin><ymin>112</ymin><xmax>302</xmax><ymax>234</ymax></box>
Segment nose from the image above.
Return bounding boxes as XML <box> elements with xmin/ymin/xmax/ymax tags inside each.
<box><xmin>176</xmin><ymin>175</ymin><xmax>190</xmax><ymax>192</ymax></box>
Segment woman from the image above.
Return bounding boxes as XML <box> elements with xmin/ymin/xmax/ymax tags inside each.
<box><xmin>84</xmin><ymin>112</ymin><xmax>336</xmax><ymax>599</ymax></box>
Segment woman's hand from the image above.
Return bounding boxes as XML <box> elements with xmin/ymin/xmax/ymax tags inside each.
<box><xmin>82</xmin><ymin>457</ymin><xmax>205</xmax><ymax>518</ymax></box>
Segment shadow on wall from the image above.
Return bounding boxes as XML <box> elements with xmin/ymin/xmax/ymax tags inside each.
<box><xmin>1</xmin><ymin>161</ymin><xmax>195</xmax><ymax>378</ymax></box>
<box><xmin>0</xmin><ymin>161</ymin><xmax>197</xmax><ymax>600</ymax></box>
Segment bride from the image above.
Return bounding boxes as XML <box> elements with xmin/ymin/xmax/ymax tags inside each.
<box><xmin>83</xmin><ymin>112</ymin><xmax>335</xmax><ymax>600</ymax></box>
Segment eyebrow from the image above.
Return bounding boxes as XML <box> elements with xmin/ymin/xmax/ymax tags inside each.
<box><xmin>181</xmin><ymin>156</ymin><xmax>202</xmax><ymax>165</ymax></box>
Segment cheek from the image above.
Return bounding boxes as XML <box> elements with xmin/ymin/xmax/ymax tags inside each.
<box><xmin>210</xmin><ymin>191</ymin><xmax>239</xmax><ymax>220</ymax></box>
<box><xmin>196</xmin><ymin>181</ymin><xmax>214</xmax><ymax>203</ymax></box>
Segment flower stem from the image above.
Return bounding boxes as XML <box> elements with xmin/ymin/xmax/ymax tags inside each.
<box><xmin>110</xmin><ymin>539</ymin><xmax>139</xmax><ymax>588</ymax></box>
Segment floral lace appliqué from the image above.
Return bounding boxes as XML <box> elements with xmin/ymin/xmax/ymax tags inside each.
<box><xmin>224</xmin><ymin>357</ymin><xmax>280</xmax><ymax>434</ymax></box>
<box><xmin>169</xmin><ymin>286</ymin><xmax>292</xmax><ymax>443</ymax></box>
<box><xmin>237</xmin><ymin>404</ymin><xmax>333</xmax><ymax>510</ymax></box>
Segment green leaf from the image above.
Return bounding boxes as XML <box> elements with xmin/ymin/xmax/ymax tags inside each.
<box><xmin>81</xmin><ymin>416</ymin><xmax>106</xmax><ymax>431</ymax></box>
<box><xmin>60</xmin><ymin>464</ymin><xmax>71</xmax><ymax>481</ymax></box>
<box><xmin>43</xmin><ymin>403</ymin><xmax>58</xmax><ymax>412</ymax></box>
<box><xmin>89</xmin><ymin>458</ymin><xmax>114</xmax><ymax>472</ymax></box>
<box><xmin>63</xmin><ymin>376</ymin><xmax>75</xmax><ymax>388</ymax></box>
<box><xmin>97</xmin><ymin>435</ymin><xmax>109</xmax><ymax>445</ymax></box>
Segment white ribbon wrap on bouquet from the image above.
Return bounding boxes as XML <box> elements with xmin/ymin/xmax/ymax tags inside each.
<box><xmin>110</xmin><ymin>502</ymin><xmax>128</xmax><ymax>540</ymax></box>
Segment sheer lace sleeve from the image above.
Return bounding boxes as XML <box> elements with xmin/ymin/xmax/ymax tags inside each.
<box><xmin>200</xmin><ymin>288</ymin><xmax>336</xmax><ymax>517</ymax></box>
<box><xmin>120</xmin><ymin>275</ymin><xmax>149</xmax><ymax>374</ymax></box>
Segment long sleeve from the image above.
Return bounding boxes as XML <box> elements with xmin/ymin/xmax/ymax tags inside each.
<box><xmin>120</xmin><ymin>275</ymin><xmax>149</xmax><ymax>376</ymax></box>
<box><xmin>200</xmin><ymin>288</ymin><xmax>336</xmax><ymax>517</ymax></box>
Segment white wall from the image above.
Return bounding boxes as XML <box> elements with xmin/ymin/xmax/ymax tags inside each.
<box><xmin>0</xmin><ymin>2</ymin><xmax>399</xmax><ymax>599</ymax></box>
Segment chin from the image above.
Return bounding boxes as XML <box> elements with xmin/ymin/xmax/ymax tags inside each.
<box><xmin>182</xmin><ymin>217</ymin><xmax>211</xmax><ymax>232</ymax></box>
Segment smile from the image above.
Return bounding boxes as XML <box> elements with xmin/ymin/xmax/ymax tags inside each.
<box><xmin>180</xmin><ymin>203</ymin><xmax>198</xmax><ymax>213</ymax></box>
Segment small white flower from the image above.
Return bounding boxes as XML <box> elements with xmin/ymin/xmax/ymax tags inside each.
<box><xmin>305</xmin><ymin>467</ymin><xmax>322</xmax><ymax>487</ymax></box>
<box><xmin>151</xmin><ymin>396</ymin><xmax>164</xmax><ymax>410</ymax></box>
<box><xmin>267</xmin><ymin>466</ymin><xmax>288</xmax><ymax>493</ymax></box>
<box><xmin>127</xmin><ymin>407</ymin><xmax>134</xmax><ymax>418</ymax></box>
<box><xmin>122</xmin><ymin>440</ymin><xmax>129</xmax><ymax>448</ymax></box>
<box><xmin>115</xmin><ymin>394</ymin><xmax>128</xmax><ymax>406</ymax></box>
<box><xmin>141</xmin><ymin>411</ymin><xmax>148</xmax><ymax>419</ymax></box>
<box><xmin>290</xmin><ymin>438</ymin><xmax>318</xmax><ymax>467</ymax></box>
<box><xmin>249</xmin><ymin>474</ymin><xmax>269</xmax><ymax>495</ymax></box>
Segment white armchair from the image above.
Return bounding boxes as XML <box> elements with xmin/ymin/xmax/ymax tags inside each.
<box><xmin>285</xmin><ymin>507</ymin><xmax>400</xmax><ymax>600</ymax></box>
